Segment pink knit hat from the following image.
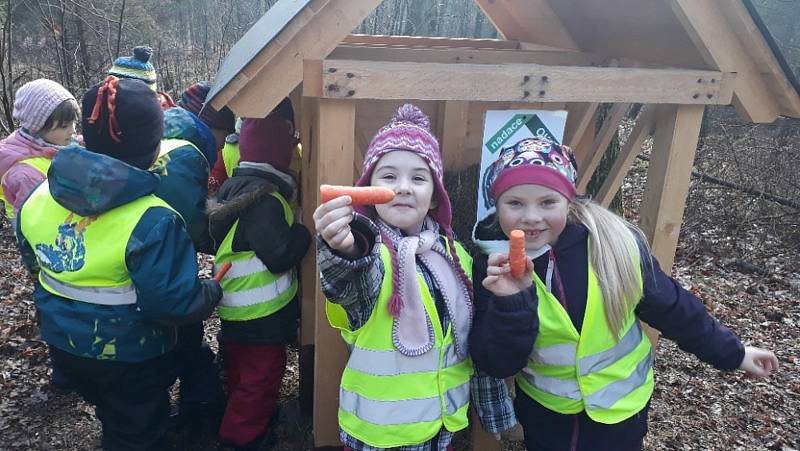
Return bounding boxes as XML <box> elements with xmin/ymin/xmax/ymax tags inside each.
<box><xmin>354</xmin><ymin>104</ymin><xmax>452</xmax><ymax>229</ymax></box>
<box><xmin>13</xmin><ymin>79</ymin><xmax>75</xmax><ymax>134</ymax></box>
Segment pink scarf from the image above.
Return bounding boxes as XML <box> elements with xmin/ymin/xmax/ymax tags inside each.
<box><xmin>377</xmin><ymin>218</ymin><xmax>472</xmax><ymax>359</ymax></box>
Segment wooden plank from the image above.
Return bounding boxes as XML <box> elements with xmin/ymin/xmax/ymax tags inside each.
<box><xmin>328</xmin><ymin>45</ymin><xmax>605</xmax><ymax>67</ymax></box>
<box><xmin>314</xmin><ymin>59</ymin><xmax>735</xmax><ymax>105</ymax></box>
<box><xmin>564</xmin><ymin>102</ymin><xmax>599</xmax><ymax>149</ymax></box>
<box><xmin>342</xmin><ymin>34</ymin><xmax>521</xmax><ymax>50</ymax></box>
<box><xmin>669</xmin><ymin>0</ymin><xmax>779</xmax><ymax>123</ymax></box>
<box><xmin>437</xmin><ymin>101</ymin><xmax>470</xmax><ymax>171</ymax></box>
<box><xmin>309</xmin><ymin>99</ymin><xmax>356</xmax><ymax>448</ymax></box>
<box><xmin>639</xmin><ymin>104</ymin><xmax>705</xmax><ymax>271</ymax></box>
<box><xmin>225</xmin><ymin>0</ymin><xmax>383</xmax><ymax>117</ymax></box>
<box><xmin>595</xmin><ymin>106</ymin><xmax>657</xmax><ymax>207</ymax></box>
<box><xmin>575</xmin><ymin>103</ymin><xmax>630</xmax><ymax>193</ymax></box>
<box><xmin>474</xmin><ymin>0</ymin><xmax>580</xmax><ymax>50</ymax></box>
<box><xmin>470</xmin><ymin>409</ymin><xmax>501</xmax><ymax>451</ymax></box>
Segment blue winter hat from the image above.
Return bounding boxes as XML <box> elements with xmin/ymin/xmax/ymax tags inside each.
<box><xmin>108</xmin><ymin>46</ymin><xmax>158</xmax><ymax>90</ymax></box>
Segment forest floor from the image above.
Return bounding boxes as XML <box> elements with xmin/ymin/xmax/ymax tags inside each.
<box><xmin>1</xmin><ymin>149</ymin><xmax>799</xmax><ymax>450</ymax></box>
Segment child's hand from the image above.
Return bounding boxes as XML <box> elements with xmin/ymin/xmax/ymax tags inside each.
<box><xmin>313</xmin><ymin>196</ymin><xmax>357</xmax><ymax>255</ymax></box>
<box><xmin>739</xmin><ymin>346</ymin><xmax>779</xmax><ymax>377</ymax></box>
<box><xmin>482</xmin><ymin>252</ymin><xmax>534</xmax><ymax>297</ymax></box>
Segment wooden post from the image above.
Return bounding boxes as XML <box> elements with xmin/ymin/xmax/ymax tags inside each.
<box><xmin>639</xmin><ymin>104</ymin><xmax>704</xmax><ymax>271</ymax></box>
<box><xmin>437</xmin><ymin>100</ymin><xmax>470</xmax><ymax>171</ymax></box>
<box><xmin>301</xmin><ymin>98</ymin><xmax>356</xmax><ymax>448</ymax></box>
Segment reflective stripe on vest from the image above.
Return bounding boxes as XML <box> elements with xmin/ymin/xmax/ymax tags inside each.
<box><xmin>326</xmin><ymin>241</ymin><xmax>475</xmax><ymax>448</ymax></box>
<box><xmin>214</xmin><ymin>191</ymin><xmax>295</xmax><ymax>321</ymax></box>
<box><xmin>516</xmin><ymin>241</ymin><xmax>652</xmax><ymax>425</ymax></box>
<box><xmin>339</xmin><ymin>379</ymin><xmax>470</xmax><ymax>426</ymax></box>
<box><xmin>20</xmin><ymin>180</ymin><xmax>174</xmax><ymax>306</ymax></box>
<box><xmin>40</xmin><ymin>272</ymin><xmax>136</xmax><ymax>305</ymax></box>
<box><xmin>347</xmin><ymin>342</ymin><xmax>466</xmax><ymax>377</ymax></box>
<box><xmin>0</xmin><ymin>156</ymin><xmax>51</xmax><ymax>220</ymax></box>
<box><xmin>222</xmin><ymin>142</ymin><xmax>240</xmax><ymax>178</ymax></box>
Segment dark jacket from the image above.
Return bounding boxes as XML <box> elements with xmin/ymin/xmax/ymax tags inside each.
<box><xmin>152</xmin><ymin>107</ymin><xmax>218</xmax><ymax>253</ymax></box>
<box><xmin>468</xmin><ymin>223</ymin><xmax>745</xmax><ymax>450</ymax></box>
<box><xmin>208</xmin><ymin>164</ymin><xmax>311</xmax><ymax>344</ymax></box>
<box><xmin>16</xmin><ymin>145</ymin><xmax>221</xmax><ymax>362</ymax></box>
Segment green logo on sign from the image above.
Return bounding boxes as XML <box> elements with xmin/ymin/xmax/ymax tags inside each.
<box><xmin>485</xmin><ymin>114</ymin><xmax>559</xmax><ymax>153</ymax></box>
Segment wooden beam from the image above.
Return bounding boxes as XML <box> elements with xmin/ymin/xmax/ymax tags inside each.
<box><xmin>437</xmin><ymin>101</ymin><xmax>470</xmax><ymax>172</ymax></box>
<box><xmin>307</xmin><ymin>99</ymin><xmax>356</xmax><ymax>448</ymax></box>
<box><xmin>595</xmin><ymin>106</ymin><xmax>657</xmax><ymax>207</ymax></box>
<box><xmin>639</xmin><ymin>104</ymin><xmax>705</xmax><ymax>271</ymax></box>
<box><xmin>474</xmin><ymin>0</ymin><xmax>580</xmax><ymax>50</ymax></box>
<box><xmin>329</xmin><ymin>45</ymin><xmax>605</xmax><ymax>67</ymax></box>
<box><xmin>575</xmin><ymin>103</ymin><xmax>630</xmax><ymax>193</ymax></box>
<box><xmin>342</xmin><ymin>34</ymin><xmax>521</xmax><ymax>50</ymax></box>
<box><xmin>223</xmin><ymin>0</ymin><xmax>382</xmax><ymax>117</ymax></box>
<box><xmin>669</xmin><ymin>0</ymin><xmax>779</xmax><ymax>123</ymax></box>
<box><xmin>311</xmin><ymin>59</ymin><xmax>735</xmax><ymax>105</ymax></box>
<box><xmin>564</xmin><ymin>102</ymin><xmax>599</xmax><ymax>149</ymax></box>
<box><xmin>716</xmin><ymin>0</ymin><xmax>800</xmax><ymax>118</ymax></box>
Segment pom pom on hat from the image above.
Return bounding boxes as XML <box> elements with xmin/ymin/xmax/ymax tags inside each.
<box><xmin>108</xmin><ymin>46</ymin><xmax>158</xmax><ymax>90</ymax></box>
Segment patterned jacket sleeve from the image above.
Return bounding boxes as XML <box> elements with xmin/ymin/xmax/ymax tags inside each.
<box><xmin>469</xmin><ymin>371</ymin><xmax>517</xmax><ymax>433</ymax></box>
<box><xmin>318</xmin><ymin>214</ymin><xmax>385</xmax><ymax>330</ymax></box>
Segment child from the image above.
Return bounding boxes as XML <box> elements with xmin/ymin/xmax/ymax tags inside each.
<box><xmin>0</xmin><ymin>78</ymin><xmax>79</xmax><ymax>221</ymax></box>
<box><xmin>313</xmin><ymin>104</ymin><xmax>516</xmax><ymax>450</ymax></box>
<box><xmin>208</xmin><ymin>115</ymin><xmax>311</xmax><ymax>450</ymax></box>
<box><xmin>15</xmin><ymin>76</ymin><xmax>222</xmax><ymax>451</ymax></box>
<box><xmin>468</xmin><ymin>137</ymin><xmax>779</xmax><ymax>451</ymax></box>
<box><xmin>156</xmin><ymin>105</ymin><xmax>226</xmax><ymax>431</ymax></box>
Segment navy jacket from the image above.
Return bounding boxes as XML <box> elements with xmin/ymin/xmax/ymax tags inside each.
<box><xmin>208</xmin><ymin>164</ymin><xmax>311</xmax><ymax>344</ymax></box>
<box><xmin>469</xmin><ymin>223</ymin><xmax>744</xmax><ymax>450</ymax></box>
<box><xmin>17</xmin><ymin>145</ymin><xmax>221</xmax><ymax>362</ymax></box>
<box><xmin>152</xmin><ymin>107</ymin><xmax>218</xmax><ymax>254</ymax></box>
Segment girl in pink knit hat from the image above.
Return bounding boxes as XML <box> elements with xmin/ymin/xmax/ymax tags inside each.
<box><xmin>313</xmin><ymin>104</ymin><xmax>516</xmax><ymax>450</ymax></box>
<box><xmin>0</xmin><ymin>78</ymin><xmax>79</xmax><ymax>221</ymax></box>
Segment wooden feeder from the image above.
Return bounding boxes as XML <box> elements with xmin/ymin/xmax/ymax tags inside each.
<box><xmin>207</xmin><ymin>0</ymin><xmax>800</xmax><ymax>448</ymax></box>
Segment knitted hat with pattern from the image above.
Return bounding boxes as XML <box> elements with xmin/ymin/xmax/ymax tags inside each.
<box><xmin>13</xmin><ymin>79</ymin><xmax>76</xmax><ymax>134</ymax></box>
<box><xmin>178</xmin><ymin>81</ymin><xmax>235</xmax><ymax>133</ymax></box>
<box><xmin>354</xmin><ymin>104</ymin><xmax>451</xmax><ymax>229</ymax></box>
<box><xmin>108</xmin><ymin>46</ymin><xmax>158</xmax><ymax>90</ymax></box>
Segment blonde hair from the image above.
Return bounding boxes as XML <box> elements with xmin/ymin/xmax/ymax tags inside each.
<box><xmin>568</xmin><ymin>197</ymin><xmax>652</xmax><ymax>339</ymax></box>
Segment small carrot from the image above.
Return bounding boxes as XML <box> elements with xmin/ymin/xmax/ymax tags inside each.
<box><xmin>213</xmin><ymin>261</ymin><xmax>232</xmax><ymax>282</ymax></box>
<box><xmin>509</xmin><ymin>229</ymin><xmax>527</xmax><ymax>279</ymax></box>
<box><xmin>320</xmin><ymin>184</ymin><xmax>395</xmax><ymax>205</ymax></box>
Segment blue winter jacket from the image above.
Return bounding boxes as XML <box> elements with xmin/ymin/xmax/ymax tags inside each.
<box><xmin>16</xmin><ymin>145</ymin><xmax>221</xmax><ymax>362</ymax></box>
<box><xmin>152</xmin><ymin>107</ymin><xmax>218</xmax><ymax>253</ymax></box>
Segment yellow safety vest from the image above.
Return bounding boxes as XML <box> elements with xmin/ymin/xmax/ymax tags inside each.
<box><xmin>0</xmin><ymin>156</ymin><xmax>51</xmax><ymax>220</ymax></box>
<box><xmin>19</xmin><ymin>180</ymin><xmax>174</xmax><ymax>306</ymax></box>
<box><xmin>326</xmin><ymin>241</ymin><xmax>474</xmax><ymax>448</ymax></box>
<box><xmin>213</xmin><ymin>191</ymin><xmax>297</xmax><ymax>321</ymax></box>
<box><xmin>222</xmin><ymin>141</ymin><xmax>240</xmax><ymax>178</ymax></box>
<box><xmin>516</xmin><ymin>244</ymin><xmax>653</xmax><ymax>424</ymax></box>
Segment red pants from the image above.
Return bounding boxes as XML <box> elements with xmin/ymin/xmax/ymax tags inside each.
<box><xmin>218</xmin><ymin>342</ymin><xmax>286</xmax><ymax>446</ymax></box>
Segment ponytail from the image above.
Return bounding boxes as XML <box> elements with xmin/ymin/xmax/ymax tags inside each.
<box><xmin>569</xmin><ymin>197</ymin><xmax>650</xmax><ymax>339</ymax></box>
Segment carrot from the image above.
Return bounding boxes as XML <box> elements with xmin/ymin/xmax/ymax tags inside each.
<box><xmin>320</xmin><ymin>184</ymin><xmax>395</xmax><ymax>205</ymax></box>
<box><xmin>213</xmin><ymin>261</ymin><xmax>232</xmax><ymax>282</ymax></box>
<box><xmin>509</xmin><ymin>229</ymin><xmax>527</xmax><ymax>279</ymax></box>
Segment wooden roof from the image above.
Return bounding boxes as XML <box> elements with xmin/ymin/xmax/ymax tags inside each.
<box><xmin>208</xmin><ymin>0</ymin><xmax>800</xmax><ymax>123</ymax></box>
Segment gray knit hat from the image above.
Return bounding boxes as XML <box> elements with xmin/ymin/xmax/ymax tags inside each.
<box><xmin>13</xmin><ymin>79</ymin><xmax>75</xmax><ymax>134</ymax></box>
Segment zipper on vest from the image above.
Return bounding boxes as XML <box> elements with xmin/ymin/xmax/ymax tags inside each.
<box><xmin>570</xmin><ymin>414</ymin><xmax>579</xmax><ymax>451</ymax></box>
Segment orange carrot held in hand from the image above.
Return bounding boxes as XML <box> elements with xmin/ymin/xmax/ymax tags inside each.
<box><xmin>509</xmin><ymin>229</ymin><xmax>527</xmax><ymax>279</ymax></box>
<box><xmin>320</xmin><ymin>184</ymin><xmax>395</xmax><ymax>205</ymax></box>
<box><xmin>213</xmin><ymin>261</ymin><xmax>232</xmax><ymax>282</ymax></box>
